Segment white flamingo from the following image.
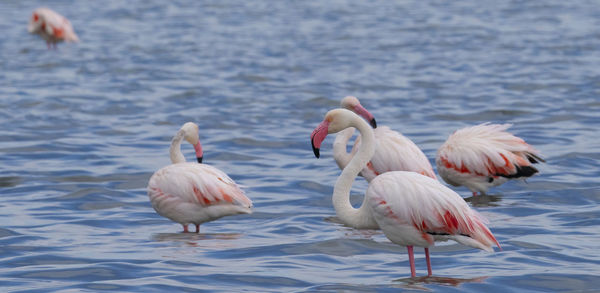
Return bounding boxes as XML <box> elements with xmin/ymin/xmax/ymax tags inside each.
<box><xmin>311</xmin><ymin>109</ymin><xmax>500</xmax><ymax>277</ymax></box>
<box><xmin>147</xmin><ymin>122</ymin><xmax>252</xmax><ymax>233</ymax></box>
<box><xmin>28</xmin><ymin>7</ymin><xmax>79</xmax><ymax>49</ymax></box>
<box><xmin>436</xmin><ymin>123</ymin><xmax>545</xmax><ymax>196</ymax></box>
<box><xmin>334</xmin><ymin>96</ymin><xmax>436</xmax><ymax>182</ymax></box>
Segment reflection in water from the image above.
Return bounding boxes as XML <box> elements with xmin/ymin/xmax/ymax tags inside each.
<box><xmin>465</xmin><ymin>194</ymin><xmax>502</xmax><ymax>207</ymax></box>
<box><xmin>151</xmin><ymin>232</ymin><xmax>244</xmax><ymax>247</ymax></box>
<box><xmin>394</xmin><ymin>275</ymin><xmax>488</xmax><ymax>290</ymax></box>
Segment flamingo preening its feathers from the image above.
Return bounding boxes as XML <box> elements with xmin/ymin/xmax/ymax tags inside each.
<box><xmin>147</xmin><ymin>122</ymin><xmax>252</xmax><ymax>233</ymax></box>
<box><xmin>28</xmin><ymin>7</ymin><xmax>79</xmax><ymax>49</ymax></box>
<box><xmin>436</xmin><ymin>123</ymin><xmax>545</xmax><ymax>196</ymax></box>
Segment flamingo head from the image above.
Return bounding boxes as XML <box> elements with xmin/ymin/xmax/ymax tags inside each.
<box><xmin>181</xmin><ymin>122</ymin><xmax>203</xmax><ymax>163</ymax></box>
<box><xmin>340</xmin><ymin>96</ymin><xmax>377</xmax><ymax>128</ymax></box>
<box><xmin>28</xmin><ymin>11</ymin><xmax>43</xmax><ymax>33</ymax></box>
<box><xmin>311</xmin><ymin>109</ymin><xmax>356</xmax><ymax>158</ymax></box>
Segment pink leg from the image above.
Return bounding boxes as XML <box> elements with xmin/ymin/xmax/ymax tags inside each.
<box><xmin>194</xmin><ymin>224</ymin><xmax>200</xmax><ymax>233</ymax></box>
<box><xmin>182</xmin><ymin>224</ymin><xmax>189</xmax><ymax>233</ymax></box>
<box><xmin>425</xmin><ymin>247</ymin><xmax>432</xmax><ymax>276</ymax></box>
<box><xmin>407</xmin><ymin>245</ymin><xmax>416</xmax><ymax>278</ymax></box>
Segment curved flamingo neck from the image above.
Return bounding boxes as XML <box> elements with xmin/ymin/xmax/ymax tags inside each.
<box><xmin>333</xmin><ymin>127</ymin><xmax>355</xmax><ymax>171</ymax></box>
<box><xmin>333</xmin><ymin>113</ymin><xmax>378</xmax><ymax>229</ymax></box>
<box><xmin>169</xmin><ymin>129</ymin><xmax>186</xmax><ymax>164</ymax></box>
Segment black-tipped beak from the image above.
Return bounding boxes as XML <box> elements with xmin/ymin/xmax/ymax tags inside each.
<box><xmin>311</xmin><ymin>138</ymin><xmax>320</xmax><ymax>158</ymax></box>
<box><xmin>370</xmin><ymin>118</ymin><xmax>377</xmax><ymax>128</ymax></box>
<box><xmin>197</xmin><ymin>157</ymin><xmax>203</xmax><ymax>163</ymax></box>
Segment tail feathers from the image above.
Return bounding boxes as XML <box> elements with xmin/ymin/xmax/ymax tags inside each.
<box><xmin>450</xmin><ymin>235</ymin><xmax>495</xmax><ymax>252</ymax></box>
<box><xmin>526</xmin><ymin>152</ymin><xmax>545</xmax><ymax>164</ymax></box>
<box><xmin>497</xmin><ymin>164</ymin><xmax>538</xmax><ymax>179</ymax></box>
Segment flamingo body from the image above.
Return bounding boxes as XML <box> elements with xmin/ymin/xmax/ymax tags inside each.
<box><xmin>436</xmin><ymin>123</ymin><xmax>544</xmax><ymax>195</ymax></box>
<box><xmin>148</xmin><ymin>163</ymin><xmax>252</xmax><ymax>228</ymax></box>
<box><xmin>335</xmin><ymin>96</ymin><xmax>436</xmax><ymax>182</ymax></box>
<box><xmin>368</xmin><ymin>171</ymin><xmax>499</xmax><ymax>252</ymax></box>
<box><xmin>147</xmin><ymin>122</ymin><xmax>251</xmax><ymax>232</ymax></box>
<box><xmin>28</xmin><ymin>8</ymin><xmax>79</xmax><ymax>48</ymax></box>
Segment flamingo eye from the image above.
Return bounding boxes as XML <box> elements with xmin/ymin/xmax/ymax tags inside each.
<box><xmin>33</xmin><ymin>13</ymin><xmax>39</xmax><ymax>22</ymax></box>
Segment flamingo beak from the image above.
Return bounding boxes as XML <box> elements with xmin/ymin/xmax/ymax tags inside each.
<box><xmin>354</xmin><ymin>104</ymin><xmax>377</xmax><ymax>129</ymax></box>
<box><xmin>193</xmin><ymin>142</ymin><xmax>203</xmax><ymax>163</ymax></box>
<box><xmin>310</xmin><ymin>120</ymin><xmax>330</xmax><ymax>158</ymax></box>
<box><xmin>369</xmin><ymin>118</ymin><xmax>377</xmax><ymax>128</ymax></box>
<box><xmin>311</xmin><ymin>139</ymin><xmax>320</xmax><ymax>158</ymax></box>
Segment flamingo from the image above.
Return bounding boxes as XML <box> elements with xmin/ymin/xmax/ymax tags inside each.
<box><xmin>311</xmin><ymin>109</ymin><xmax>500</xmax><ymax>277</ymax></box>
<box><xmin>436</xmin><ymin>123</ymin><xmax>545</xmax><ymax>196</ymax></box>
<box><xmin>334</xmin><ymin>96</ymin><xmax>436</xmax><ymax>182</ymax></box>
<box><xmin>147</xmin><ymin>122</ymin><xmax>252</xmax><ymax>233</ymax></box>
<box><xmin>28</xmin><ymin>7</ymin><xmax>79</xmax><ymax>49</ymax></box>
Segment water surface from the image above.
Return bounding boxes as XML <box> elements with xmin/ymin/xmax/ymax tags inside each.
<box><xmin>1</xmin><ymin>0</ymin><xmax>599</xmax><ymax>292</ymax></box>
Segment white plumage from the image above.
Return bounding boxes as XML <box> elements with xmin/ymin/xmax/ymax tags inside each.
<box><xmin>436</xmin><ymin>123</ymin><xmax>544</xmax><ymax>195</ymax></box>
<box><xmin>368</xmin><ymin>172</ymin><xmax>498</xmax><ymax>252</ymax></box>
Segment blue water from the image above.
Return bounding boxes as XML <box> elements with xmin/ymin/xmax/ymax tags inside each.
<box><xmin>1</xmin><ymin>0</ymin><xmax>600</xmax><ymax>292</ymax></box>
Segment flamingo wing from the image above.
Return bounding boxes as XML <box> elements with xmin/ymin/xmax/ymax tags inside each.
<box><xmin>367</xmin><ymin>171</ymin><xmax>499</xmax><ymax>251</ymax></box>
<box><xmin>354</xmin><ymin>126</ymin><xmax>436</xmax><ymax>180</ymax></box>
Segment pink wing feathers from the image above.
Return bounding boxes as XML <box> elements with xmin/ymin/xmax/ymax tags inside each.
<box><xmin>148</xmin><ymin>163</ymin><xmax>252</xmax><ymax>211</ymax></box>
<box><xmin>436</xmin><ymin>123</ymin><xmax>544</xmax><ymax>194</ymax></box>
<box><xmin>368</xmin><ymin>171</ymin><xmax>500</xmax><ymax>252</ymax></box>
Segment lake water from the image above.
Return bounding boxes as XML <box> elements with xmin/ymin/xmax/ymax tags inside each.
<box><xmin>1</xmin><ymin>0</ymin><xmax>599</xmax><ymax>292</ymax></box>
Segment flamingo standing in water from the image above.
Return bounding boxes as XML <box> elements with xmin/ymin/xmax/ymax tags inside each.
<box><xmin>28</xmin><ymin>7</ymin><xmax>79</xmax><ymax>49</ymax></box>
<box><xmin>147</xmin><ymin>122</ymin><xmax>252</xmax><ymax>233</ymax></box>
<box><xmin>436</xmin><ymin>123</ymin><xmax>545</xmax><ymax>196</ymax></box>
<box><xmin>311</xmin><ymin>109</ymin><xmax>500</xmax><ymax>277</ymax></box>
<box><xmin>334</xmin><ymin>96</ymin><xmax>436</xmax><ymax>182</ymax></box>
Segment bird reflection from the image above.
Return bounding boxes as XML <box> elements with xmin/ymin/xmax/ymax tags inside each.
<box><xmin>464</xmin><ymin>194</ymin><xmax>502</xmax><ymax>207</ymax></box>
<box><xmin>151</xmin><ymin>232</ymin><xmax>243</xmax><ymax>247</ymax></box>
<box><xmin>394</xmin><ymin>275</ymin><xmax>488</xmax><ymax>289</ymax></box>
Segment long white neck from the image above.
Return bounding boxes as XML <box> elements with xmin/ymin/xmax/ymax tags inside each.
<box><xmin>169</xmin><ymin>130</ymin><xmax>186</xmax><ymax>164</ymax></box>
<box><xmin>333</xmin><ymin>115</ymin><xmax>378</xmax><ymax>229</ymax></box>
<box><xmin>333</xmin><ymin>127</ymin><xmax>355</xmax><ymax>171</ymax></box>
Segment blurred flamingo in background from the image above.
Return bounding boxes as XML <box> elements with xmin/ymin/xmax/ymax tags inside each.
<box><xmin>147</xmin><ymin>122</ymin><xmax>252</xmax><ymax>233</ymax></box>
<box><xmin>436</xmin><ymin>123</ymin><xmax>545</xmax><ymax>196</ymax></box>
<box><xmin>311</xmin><ymin>109</ymin><xmax>500</xmax><ymax>277</ymax></box>
<box><xmin>28</xmin><ymin>7</ymin><xmax>79</xmax><ymax>49</ymax></box>
<box><xmin>333</xmin><ymin>96</ymin><xmax>436</xmax><ymax>182</ymax></box>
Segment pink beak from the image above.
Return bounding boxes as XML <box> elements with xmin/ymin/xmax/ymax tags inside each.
<box><xmin>353</xmin><ymin>104</ymin><xmax>377</xmax><ymax>128</ymax></box>
<box><xmin>310</xmin><ymin>120</ymin><xmax>330</xmax><ymax>158</ymax></box>
<box><xmin>193</xmin><ymin>142</ymin><xmax>203</xmax><ymax>163</ymax></box>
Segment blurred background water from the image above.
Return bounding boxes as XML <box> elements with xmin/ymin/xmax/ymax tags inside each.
<box><xmin>1</xmin><ymin>0</ymin><xmax>599</xmax><ymax>292</ymax></box>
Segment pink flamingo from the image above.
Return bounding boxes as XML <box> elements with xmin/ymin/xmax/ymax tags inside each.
<box><xmin>28</xmin><ymin>7</ymin><xmax>79</xmax><ymax>49</ymax></box>
<box><xmin>311</xmin><ymin>109</ymin><xmax>500</xmax><ymax>277</ymax></box>
<box><xmin>334</xmin><ymin>96</ymin><xmax>436</xmax><ymax>182</ymax></box>
<box><xmin>436</xmin><ymin>123</ymin><xmax>545</xmax><ymax>196</ymax></box>
<box><xmin>147</xmin><ymin>122</ymin><xmax>252</xmax><ymax>233</ymax></box>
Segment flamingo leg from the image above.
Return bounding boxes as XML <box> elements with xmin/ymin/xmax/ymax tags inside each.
<box><xmin>194</xmin><ymin>224</ymin><xmax>200</xmax><ymax>233</ymax></box>
<box><xmin>425</xmin><ymin>247</ymin><xmax>432</xmax><ymax>276</ymax></box>
<box><xmin>182</xmin><ymin>224</ymin><xmax>189</xmax><ymax>233</ymax></box>
<box><xmin>407</xmin><ymin>245</ymin><xmax>416</xmax><ymax>278</ymax></box>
